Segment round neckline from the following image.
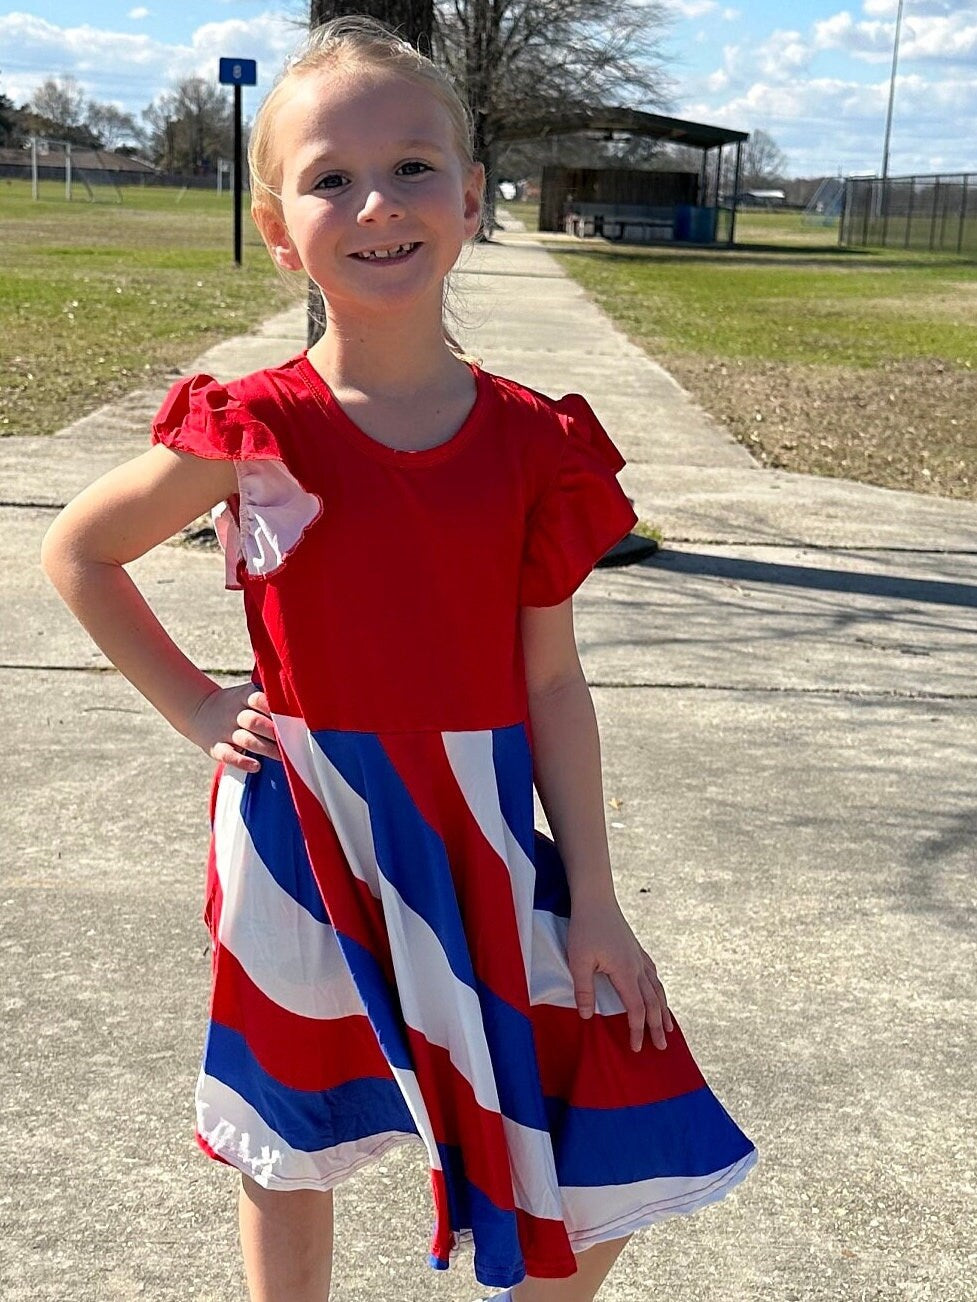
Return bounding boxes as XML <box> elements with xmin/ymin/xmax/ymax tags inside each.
<box><xmin>296</xmin><ymin>354</ymin><xmax>487</xmax><ymax>467</ymax></box>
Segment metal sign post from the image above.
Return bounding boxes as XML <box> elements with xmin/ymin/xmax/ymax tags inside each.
<box><xmin>218</xmin><ymin>57</ymin><xmax>258</xmax><ymax>265</ymax></box>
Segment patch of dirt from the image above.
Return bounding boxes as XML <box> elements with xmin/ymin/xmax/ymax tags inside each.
<box><xmin>663</xmin><ymin>354</ymin><xmax>977</xmax><ymax>501</ymax></box>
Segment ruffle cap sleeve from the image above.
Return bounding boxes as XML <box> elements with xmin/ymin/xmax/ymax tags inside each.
<box><xmin>519</xmin><ymin>393</ymin><xmax>638</xmax><ymax>608</ymax></box>
<box><xmin>151</xmin><ymin>373</ymin><xmax>322</xmax><ymax>590</ymax></box>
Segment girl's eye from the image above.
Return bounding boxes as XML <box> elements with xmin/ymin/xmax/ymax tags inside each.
<box><xmin>397</xmin><ymin>161</ymin><xmax>432</xmax><ymax>177</ymax></box>
<box><xmin>313</xmin><ymin>173</ymin><xmax>348</xmax><ymax>191</ymax></box>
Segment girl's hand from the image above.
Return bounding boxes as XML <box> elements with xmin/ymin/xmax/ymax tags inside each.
<box><xmin>567</xmin><ymin>901</ymin><xmax>673</xmax><ymax>1052</ymax></box>
<box><xmin>185</xmin><ymin>685</ymin><xmax>281</xmax><ymax>773</ymax></box>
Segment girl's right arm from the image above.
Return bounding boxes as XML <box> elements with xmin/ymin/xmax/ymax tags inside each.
<box><xmin>41</xmin><ymin>444</ymin><xmax>278</xmax><ymax>772</ymax></box>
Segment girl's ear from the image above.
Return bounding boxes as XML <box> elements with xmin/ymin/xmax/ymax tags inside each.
<box><xmin>463</xmin><ymin>163</ymin><xmax>486</xmax><ymax>239</ymax></box>
<box><xmin>254</xmin><ymin>207</ymin><xmax>303</xmax><ymax>272</ymax></box>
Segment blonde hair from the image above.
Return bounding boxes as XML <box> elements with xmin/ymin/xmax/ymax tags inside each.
<box><xmin>248</xmin><ymin>15</ymin><xmax>476</xmax><ymax>222</ymax></box>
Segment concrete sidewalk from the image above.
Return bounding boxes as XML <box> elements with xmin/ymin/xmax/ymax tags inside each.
<box><xmin>3</xmin><ymin>233</ymin><xmax>975</xmax><ymax>1302</ymax></box>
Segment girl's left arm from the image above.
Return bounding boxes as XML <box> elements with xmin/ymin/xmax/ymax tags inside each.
<box><xmin>521</xmin><ymin>599</ymin><xmax>672</xmax><ymax>1051</ymax></box>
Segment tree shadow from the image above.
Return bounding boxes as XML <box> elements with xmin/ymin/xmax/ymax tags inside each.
<box><xmin>539</xmin><ymin>243</ymin><xmax>977</xmax><ymax>273</ymax></box>
<box><xmin>646</xmin><ymin>549</ymin><xmax>977</xmax><ymax>610</ymax></box>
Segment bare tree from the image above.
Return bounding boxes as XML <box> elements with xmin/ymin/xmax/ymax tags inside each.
<box><xmin>740</xmin><ymin>128</ymin><xmax>788</xmax><ymax>188</ymax></box>
<box><xmin>142</xmin><ymin>79</ymin><xmax>234</xmax><ymax>173</ymax></box>
<box><xmin>434</xmin><ymin>0</ymin><xmax>672</xmax><ymax>227</ymax></box>
<box><xmin>30</xmin><ymin>75</ymin><xmax>88</xmax><ymax>135</ymax></box>
<box><xmin>85</xmin><ymin>102</ymin><xmax>139</xmax><ymax>151</ymax></box>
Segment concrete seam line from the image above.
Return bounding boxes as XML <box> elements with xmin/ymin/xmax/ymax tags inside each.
<box><xmin>2</xmin><ymin>664</ymin><xmax>974</xmax><ymax>703</ymax></box>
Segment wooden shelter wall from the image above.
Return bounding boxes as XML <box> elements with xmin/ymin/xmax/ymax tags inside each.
<box><xmin>539</xmin><ymin>166</ymin><xmax>699</xmax><ymax>232</ymax></box>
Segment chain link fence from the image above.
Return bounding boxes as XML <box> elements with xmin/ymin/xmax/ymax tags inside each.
<box><xmin>840</xmin><ymin>173</ymin><xmax>977</xmax><ymax>255</ymax></box>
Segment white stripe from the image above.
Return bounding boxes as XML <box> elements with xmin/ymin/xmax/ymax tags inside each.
<box><xmin>195</xmin><ymin>1070</ymin><xmax>417</xmax><ymax>1189</ymax></box>
<box><xmin>561</xmin><ymin>1151</ymin><xmax>758</xmax><ymax>1242</ymax></box>
<box><xmin>274</xmin><ymin>713</ymin><xmax>381</xmax><ymax>897</ymax></box>
<box><xmin>442</xmin><ymin>729</ymin><xmax>537</xmax><ymax>982</ymax></box>
<box><xmin>502</xmin><ymin>1116</ymin><xmax>563</xmax><ymax>1221</ymax></box>
<box><xmin>213</xmin><ymin>769</ymin><xmax>365</xmax><ymax>1021</ymax></box>
<box><xmin>530</xmin><ymin>910</ymin><xmax>626</xmax><ymax>1014</ymax></box>
<box><xmin>374</xmin><ymin>865</ymin><xmax>504</xmax><ymax>1120</ymax></box>
<box><xmin>388</xmin><ymin>1063</ymin><xmax>443</xmax><ymax>1174</ymax></box>
<box><xmin>289</xmin><ymin>720</ymin><xmax>506</xmax><ymax>1121</ymax></box>
<box><xmin>270</xmin><ymin>718</ymin><xmax>447</xmax><ymax>1175</ymax></box>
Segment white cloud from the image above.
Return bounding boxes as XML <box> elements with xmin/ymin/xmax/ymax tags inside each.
<box><xmin>677</xmin><ymin>3</ymin><xmax>977</xmax><ymax>176</ymax></box>
<box><xmin>814</xmin><ymin>7</ymin><xmax>977</xmax><ymax>64</ymax></box>
<box><xmin>669</xmin><ymin>1</ymin><xmax>720</xmax><ymax>18</ymax></box>
<box><xmin>128</xmin><ymin>6</ymin><xmax>151</xmax><ymax>18</ymax></box>
<box><xmin>685</xmin><ymin>65</ymin><xmax>977</xmax><ymax>175</ymax></box>
<box><xmin>0</xmin><ymin>10</ymin><xmax>297</xmax><ymax>113</ymax></box>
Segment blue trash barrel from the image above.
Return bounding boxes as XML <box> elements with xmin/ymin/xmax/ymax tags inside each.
<box><xmin>673</xmin><ymin>204</ymin><xmax>693</xmax><ymax>241</ymax></box>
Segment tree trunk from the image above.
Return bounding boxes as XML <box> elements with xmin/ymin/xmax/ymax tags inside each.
<box><xmin>311</xmin><ymin>0</ymin><xmax>433</xmax><ymax>45</ymax></box>
<box><xmin>307</xmin><ymin>0</ymin><xmax>435</xmax><ymax>345</ymax></box>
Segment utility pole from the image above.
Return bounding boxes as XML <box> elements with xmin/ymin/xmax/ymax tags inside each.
<box><xmin>881</xmin><ymin>0</ymin><xmax>905</xmax><ymax>185</ymax></box>
<box><xmin>306</xmin><ymin>0</ymin><xmax>434</xmax><ymax>346</ymax></box>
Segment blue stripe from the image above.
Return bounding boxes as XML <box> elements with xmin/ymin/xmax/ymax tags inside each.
<box><xmin>546</xmin><ymin>1086</ymin><xmax>756</xmax><ymax>1186</ymax></box>
<box><xmin>335</xmin><ymin>933</ymin><xmax>413</xmax><ymax>1073</ymax></box>
<box><xmin>435</xmin><ymin>1143</ymin><xmax>527</xmax><ymax>1289</ymax></box>
<box><xmin>532</xmin><ymin>832</ymin><xmax>571</xmax><ymax>918</ymax></box>
<box><xmin>475</xmin><ymin>980</ymin><xmax>550</xmax><ymax>1132</ymax></box>
<box><xmin>239</xmin><ymin>762</ymin><xmax>329</xmax><ymax>923</ymax></box>
<box><xmin>312</xmin><ymin>729</ymin><xmax>478</xmax><ymax>991</ymax></box>
<box><xmin>204</xmin><ymin>1020</ymin><xmax>416</xmax><ymax>1153</ymax></box>
<box><xmin>490</xmin><ymin>722</ymin><xmax>536</xmax><ymax>864</ymax></box>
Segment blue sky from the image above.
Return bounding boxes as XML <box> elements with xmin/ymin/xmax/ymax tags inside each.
<box><xmin>1</xmin><ymin>1</ymin><xmax>975</xmax><ymax>177</ymax></box>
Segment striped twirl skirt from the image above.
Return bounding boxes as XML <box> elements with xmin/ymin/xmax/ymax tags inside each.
<box><xmin>194</xmin><ymin>719</ymin><xmax>756</xmax><ymax>1290</ymax></box>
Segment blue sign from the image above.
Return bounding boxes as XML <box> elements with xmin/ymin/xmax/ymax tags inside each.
<box><xmin>219</xmin><ymin>58</ymin><xmax>257</xmax><ymax>86</ymax></box>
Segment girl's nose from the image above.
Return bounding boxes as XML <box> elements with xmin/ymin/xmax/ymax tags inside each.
<box><xmin>357</xmin><ymin>187</ymin><xmax>404</xmax><ymax>223</ymax></box>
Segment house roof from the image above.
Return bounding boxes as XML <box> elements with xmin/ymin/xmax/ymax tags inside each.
<box><xmin>0</xmin><ymin>146</ymin><xmax>156</xmax><ymax>173</ymax></box>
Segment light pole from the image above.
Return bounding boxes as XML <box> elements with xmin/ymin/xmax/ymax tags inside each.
<box><xmin>881</xmin><ymin>0</ymin><xmax>905</xmax><ymax>184</ymax></box>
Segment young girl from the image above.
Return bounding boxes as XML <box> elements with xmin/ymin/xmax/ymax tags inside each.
<box><xmin>42</xmin><ymin>17</ymin><xmax>755</xmax><ymax>1301</ymax></box>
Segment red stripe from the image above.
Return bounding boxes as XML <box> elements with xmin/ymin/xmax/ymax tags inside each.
<box><xmin>283</xmin><ymin>756</ymin><xmax>396</xmax><ymax>983</ymax></box>
<box><xmin>204</xmin><ymin>767</ymin><xmax>225</xmax><ymax>966</ymax></box>
<box><xmin>531</xmin><ymin>1005</ymin><xmax>704</xmax><ymax>1109</ymax></box>
<box><xmin>380</xmin><ymin>730</ymin><xmax>530</xmax><ymax>1015</ymax></box>
<box><xmin>515</xmin><ymin>1208</ymin><xmax>578</xmax><ymax>1279</ymax></box>
<box><xmin>406</xmin><ymin>1028</ymin><xmax>516</xmax><ymax>1214</ymax></box>
<box><xmin>210</xmin><ymin>943</ymin><xmax>392</xmax><ymax>1091</ymax></box>
<box><xmin>195</xmin><ymin>1130</ymin><xmax>234</xmax><ymax>1167</ymax></box>
<box><xmin>428</xmin><ymin>1168</ymin><xmax>454</xmax><ymax>1265</ymax></box>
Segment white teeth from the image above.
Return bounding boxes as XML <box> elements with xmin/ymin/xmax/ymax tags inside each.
<box><xmin>356</xmin><ymin>242</ymin><xmax>416</xmax><ymax>260</ymax></box>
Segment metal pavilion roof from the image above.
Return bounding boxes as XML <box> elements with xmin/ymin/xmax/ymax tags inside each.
<box><xmin>498</xmin><ymin>107</ymin><xmax>749</xmax><ymax>149</ymax></box>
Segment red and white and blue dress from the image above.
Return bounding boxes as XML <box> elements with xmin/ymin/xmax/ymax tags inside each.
<box><xmin>151</xmin><ymin>356</ymin><xmax>756</xmax><ymax>1291</ymax></box>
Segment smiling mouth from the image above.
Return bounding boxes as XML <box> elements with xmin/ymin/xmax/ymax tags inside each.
<box><xmin>350</xmin><ymin>242</ymin><xmax>420</xmax><ymax>262</ymax></box>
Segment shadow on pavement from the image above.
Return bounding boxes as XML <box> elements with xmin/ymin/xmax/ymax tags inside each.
<box><xmin>650</xmin><ymin>548</ymin><xmax>977</xmax><ymax>609</ymax></box>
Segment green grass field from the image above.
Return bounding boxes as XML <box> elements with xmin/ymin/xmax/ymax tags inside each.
<box><xmin>498</xmin><ymin>204</ymin><xmax>977</xmax><ymax>499</ymax></box>
<box><xmin>0</xmin><ymin>179</ymin><xmax>292</xmax><ymax>439</ymax></box>
<box><xmin>6</xmin><ymin>186</ymin><xmax>977</xmax><ymax>499</ymax></box>
<box><xmin>553</xmin><ymin>219</ymin><xmax>977</xmax><ymax>369</ymax></box>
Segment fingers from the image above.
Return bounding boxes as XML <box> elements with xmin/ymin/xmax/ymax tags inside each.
<box><xmin>641</xmin><ymin>956</ymin><xmax>673</xmax><ymax>1035</ymax></box>
<box><xmin>211</xmin><ymin>740</ymin><xmax>261</xmax><ymax>774</ymax></box>
<box><xmin>209</xmin><ymin>687</ymin><xmax>282</xmax><ymax>770</ymax></box>
<box><xmin>637</xmin><ymin>971</ymin><xmax>668</xmax><ymax>1051</ymax></box>
<box><xmin>610</xmin><ymin>962</ymin><xmax>671</xmax><ymax>1052</ymax></box>
<box><xmin>236</xmin><ymin>690</ymin><xmax>282</xmax><ymax>761</ymax></box>
<box><xmin>246</xmin><ymin>689</ymin><xmax>272</xmax><ymax>717</ymax></box>
<box><xmin>576</xmin><ymin>963</ymin><xmax>671</xmax><ymax>1053</ymax></box>
<box><xmin>230</xmin><ymin>727</ymin><xmax>281</xmax><ymax>759</ymax></box>
<box><xmin>572</xmin><ymin>966</ymin><xmax>596</xmax><ymax>1021</ymax></box>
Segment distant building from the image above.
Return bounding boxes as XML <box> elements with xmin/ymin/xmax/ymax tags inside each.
<box><xmin>736</xmin><ymin>188</ymin><xmax>787</xmax><ymax>207</ymax></box>
<box><xmin>0</xmin><ymin>146</ymin><xmax>157</xmax><ymax>185</ymax></box>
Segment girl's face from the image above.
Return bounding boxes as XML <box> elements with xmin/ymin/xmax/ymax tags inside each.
<box><xmin>259</xmin><ymin>68</ymin><xmax>484</xmax><ymax>322</ymax></box>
